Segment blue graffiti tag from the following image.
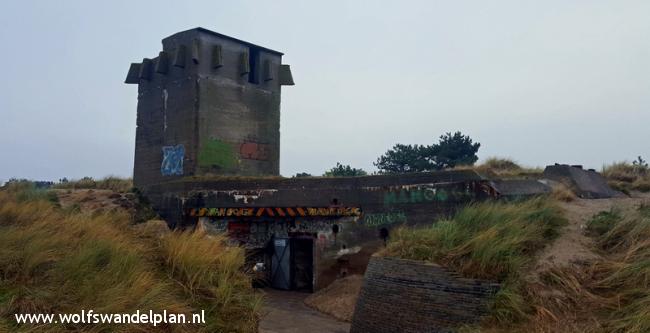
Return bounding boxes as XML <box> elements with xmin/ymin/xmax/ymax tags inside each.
<box><xmin>161</xmin><ymin>145</ymin><xmax>185</xmax><ymax>176</ymax></box>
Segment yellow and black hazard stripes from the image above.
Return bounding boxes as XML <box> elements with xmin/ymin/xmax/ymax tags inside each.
<box><xmin>189</xmin><ymin>207</ymin><xmax>361</xmax><ymax>218</ymax></box>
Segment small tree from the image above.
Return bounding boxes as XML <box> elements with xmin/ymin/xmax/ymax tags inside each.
<box><xmin>294</xmin><ymin>172</ymin><xmax>312</xmax><ymax>178</ymax></box>
<box><xmin>429</xmin><ymin>131</ymin><xmax>480</xmax><ymax>169</ymax></box>
<box><xmin>323</xmin><ymin>163</ymin><xmax>368</xmax><ymax>177</ymax></box>
<box><xmin>374</xmin><ymin>144</ymin><xmax>433</xmax><ymax>173</ymax></box>
<box><xmin>374</xmin><ymin>131</ymin><xmax>480</xmax><ymax>173</ymax></box>
<box><xmin>632</xmin><ymin>156</ymin><xmax>648</xmax><ymax>175</ymax></box>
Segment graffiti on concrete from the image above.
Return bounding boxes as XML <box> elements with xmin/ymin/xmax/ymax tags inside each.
<box><xmin>198</xmin><ymin>217</ymin><xmax>227</xmax><ymax>233</ymax></box>
<box><xmin>206</xmin><ymin>219</ymin><xmax>340</xmax><ymax>248</ymax></box>
<box><xmin>231</xmin><ymin>189</ymin><xmax>277</xmax><ymax>204</ymax></box>
<box><xmin>198</xmin><ymin>138</ymin><xmax>237</xmax><ymax>169</ymax></box>
<box><xmin>161</xmin><ymin>144</ymin><xmax>185</xmax><ymax>176</ymax></box>
<box><xmin>189</xmin><ymin>206</ymin><xmax>361</xmax><ymax>218</ymax></box>
<box><xmin>316</xmin><ymin>231</ymin><xmax>335</xmax><ymax>251</ymax></box>
<box><xmin>383</xmin><ymin>187</ymin><xmax>451</xmax><ymax>206</ymax></box>
<box><xmin>240</xmin><ymin>142</ymin><xmax>270</xmax><ymax>160</ymax></box>
<box><xmin>363</xmin><ymin>211</ymin><xmax>407</xmax><ymax>227</ymax></box>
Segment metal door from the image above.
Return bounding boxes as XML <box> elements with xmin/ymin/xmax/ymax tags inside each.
<box><xmin>271</xmin><ymin>237</ymin><xmax>291</xmax><ymax>290</ymax></box>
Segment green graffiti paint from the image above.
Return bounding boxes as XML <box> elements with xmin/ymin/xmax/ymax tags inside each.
<box><xmin>364</xmin><ymin>211</ymin><xmax>407</xmax><ymax>227</ymax></box>
<box><xmin>436</xmin><ymin>189</ymin><xmax>448</xmax><ymax>201</ymax></box>
<box><xmin>198</xmin><ymin>139</ymin><xmax>237</xmax><ymax>169</ymax></box>
<box><xmin>384</xmin><ymin>192</ymin><xmax>398</xmax><ymax>205</ymax></box>
<box><xmin>383</xmin><ymin>187</ymin><xmax>451</xmax><ymax>206</ymax></box>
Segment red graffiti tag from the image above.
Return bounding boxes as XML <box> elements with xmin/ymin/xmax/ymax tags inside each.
<box><xmin>239</xmin><ymin>142</ymin><xmax>270</xmax><ymax>160</ymax></box>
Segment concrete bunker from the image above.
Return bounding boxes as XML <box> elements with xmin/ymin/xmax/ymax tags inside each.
<box><xmin>124</xmin><ymin>28</ymin><xmax>508</xmax><ymax>291</ymax></box>
<box><xmin>142</xmin><ymin>172</ymin><xmax>495</xmax><ymax>291</ymax></box>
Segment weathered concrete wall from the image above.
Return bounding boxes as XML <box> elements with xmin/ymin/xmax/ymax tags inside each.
<box><xmin>145</xmin><ymin>170</ymin><xmax>491</xmax><ymax>228</ymax></box>
<box><xmin>127</xmin><ymin>28</ymin><xmax>290</xmax><ymax>189</ymax></box>
<box><xmin>194</xmin><ymin>31</ymin><xmax>282</xmax><ymax>176</ymax></box>
<box><xmin>350</xmin><ymin>257</ymin><xmax>499</xmax><ymax>333</ymax></box>
<box><xmin>543</xmin><ymin>164</ymin><xmax>619</xmax><ymax>198</ymax></box>
<box><xmin>144</xmin><ymin>170</ymin><xmax>494</xmax><ymax>290</ymax></box>
<box><xmin>490</xmin><ymin>179</ymin><xmax>551</xmax><ymax>199</ymax></box>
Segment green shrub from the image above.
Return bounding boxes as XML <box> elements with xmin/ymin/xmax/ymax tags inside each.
<box><xmin>587</xmin><ymin>209</ymin><xmax>623</xmax><ymax>237</ymax></box>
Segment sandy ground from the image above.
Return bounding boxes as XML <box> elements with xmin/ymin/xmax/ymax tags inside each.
<box><xmin>259</xmin><ymin>289</ymin><xmax>350</xmax><ymax>333</ymax></box>
<box><xmin>54</xmin><ymin>189</ymin><xmax>136</xmax><ymax>213</ymax></box>
<box><xmin>530</xmin><ymin>191</ymin><xmax>650</xmax><ymax>274</ymax></box>
<box><xmin>304</xmin><ymin>275</ymin><xmax>363</xmax><ymax>322</ymax></box>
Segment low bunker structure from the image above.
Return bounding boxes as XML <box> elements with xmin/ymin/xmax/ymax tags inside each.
<box><xmin>145</xmin><ymin>171</ymin><xmax>495</xmax><ymax>291</ymax></box>
<box><xmin>351</xmin><ymin>257</ymin><xmax>500</xmax><ymax>333</ymax></box>
<box><xmin>543</xmin><ymin>164</ymin><xmax>620</xmax><ymax>199</ymax></box>
<box><xmin>489</xmin><ymin>179</ymin><xmax>551</xmax><ymax>200</ymax></box>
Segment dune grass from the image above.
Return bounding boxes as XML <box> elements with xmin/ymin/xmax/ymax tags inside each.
<box><xmin>550</xmin><ymin>183</ymin><xmax>577</xmax><ymax>202</ymax></box>
<box><xmin>0</xmin><ymin>184</ymin><xmax>261</xmax><ymax>332</ymax></box>
<box><xmin>384</xmin><ymin>196</ymin><xmax>650</xmax><ymax>332</ymax></box>
<box><xmin>52</xmin><ymin>176</ymin><xmax>134</xmax><ymax>193</ymax></box>
<box><xmin>457</xmin><ymin>157</ymin><xmax>543</xmax><ymax>179</ymax></box>
<box><xmin>382</xmin><ymin>198</ymin><xmax>567</xmax><ymax>324</ymax></box>
<box><xmin>602</xmin><ymin>161</ymin><xmax>650</xmax><ymax>193</ymax></box>
<box><xmin>469</xmin><ymin>202</ymin><xmax>650</xmax><ymax>333</ymax></box>
<box><xmin>543</xmin><ymin>203</ymin><xmax>650</xmax><ymax>333</ymax></box>
<box><xmin>383</xmin><ymin>198</ymin><xmax>566</xmax><ymax>280</ymax></box>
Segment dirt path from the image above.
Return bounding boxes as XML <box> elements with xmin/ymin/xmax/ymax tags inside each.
<box><xmin>531</xmin><ymin>192</ymin><xmax>650</xmax><ymax>274</ymax></box>
<box><xmin>259</xmin><ymin>289</ymin><xmax>350</xmax><ymax>333</ymax></box>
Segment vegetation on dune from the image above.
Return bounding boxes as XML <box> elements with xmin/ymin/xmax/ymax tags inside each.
<box><xmin>0</xmin><ymin>183</ymin><xmax>260</xmax><ymax>332</ymax></box>
<box><xmin>323</xmin><ymin>163</ymin><xmax>368</xmax><ymax>177</ymax></box>
<box><xmin>458</xmin><ymin>157</ymin><xmax>543</xmax><ymax>179</ymax></box>
<box><xmin>462</xmin><ymin>202</ymin><xmax>650</xmax><ymax>333</ymax></box>
<box><xmin>524</xmin><ymin>203</ymin><xmax>650</xmax><ymax>333</ymax></box>
<box><xmin>382</xmin><ymin>198</ymin><xmax>567</xmax><ymax>324</ymax></box>
<box><xmin>550</xmin><ymin>183</ymin><xmax>577</xmax><ymax>202</ymax></box>
<box><xmin>53</xmin><ymin>176</ymin><xmax>134</xmax><ymax>193</ymax></box>
<box><xmin>293</xmin><ymin>172</ymin><xmax>313</xmax><ymax>178</ymax></box>
<box><xmin>602</xmin><ymin>157</ymin><xmax>650</xmax><ymax>193</ymax></box>
<box><xmin>383</xmin><ymin>198</ymin><xmax>565</xmax><ymax>280</ymax></box>
<box><xmin>480</xmin><ymin>157</ymin><xmax>522</xmax><ymax>172</ymax></box>
<box><xmin>589</xmin><ymin>205</ymin><xmax>650</xmax><ymax>292</ymax></box>
<box><xmin>384</xmin><ymin>197</ymin><xmax>650</xmax><ymax>332</ymax></box>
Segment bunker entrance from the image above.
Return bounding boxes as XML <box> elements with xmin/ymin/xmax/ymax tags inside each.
<box><xmin>291</xmin><ymin>237</ymin><xmax>314</xmax><ymax>292</ymax></box>
<box><xmin>269</xmin><ymin>236</ymin><xmax>314</xmax><ymax>292</ymax></box>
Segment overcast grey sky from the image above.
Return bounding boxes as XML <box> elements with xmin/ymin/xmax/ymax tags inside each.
<box><xmin>0</xmin><ymin>0</ymin><xmax>648</xmax><ymax>182</ymax></box>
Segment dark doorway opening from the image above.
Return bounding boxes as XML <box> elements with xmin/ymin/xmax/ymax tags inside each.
<box><xmin>248</xmin><ymin>47</ymin><xmax>260</xmax><ymax>84</ymax></box>
<box><xmin>291</xmin><ymin>238</ymin><xmax>314</xmax><ymax>292</ymax></box>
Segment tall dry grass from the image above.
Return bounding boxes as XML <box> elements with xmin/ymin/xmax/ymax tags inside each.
<box><xmin>550</xmin><ymin>183</ymin><xmax>577</xmax><ymax>202</ymax></box>
<box><xmin>602</xmin><ymin>161</ymin><xmax>650</xmax><ymax>193</ymax></box>
<box><xmin>0</xmin><ymin>185</ymin><xmax>260</xmax><ymax>332</ymax></box>
<box><xmin>383</xmin><ymin>198</ymin><xmax>565</xmax><ymax>280</ymax></box>
<box><xmin>382</xmin><ymin>198</ymin><xmax>567</xmax><ymax>324</ymax></box>
<box><xmin>473</xmin><ymin>203</ymin><xmax>650</xmax><ymax>333</ymax></box>
<box><xmin>457</xmin><ymin>157</ymin><xmax>543</xmax><ymax>179</ymax></box>
<box><xmin>588</xmin><ymin>206</ymin><xmax>650</xmax><ymax>332</ymax></box>
<box><xmin>53</xmin><ymin>176</ymin><xmax>134</xmax><ymax>193</ymax></box>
